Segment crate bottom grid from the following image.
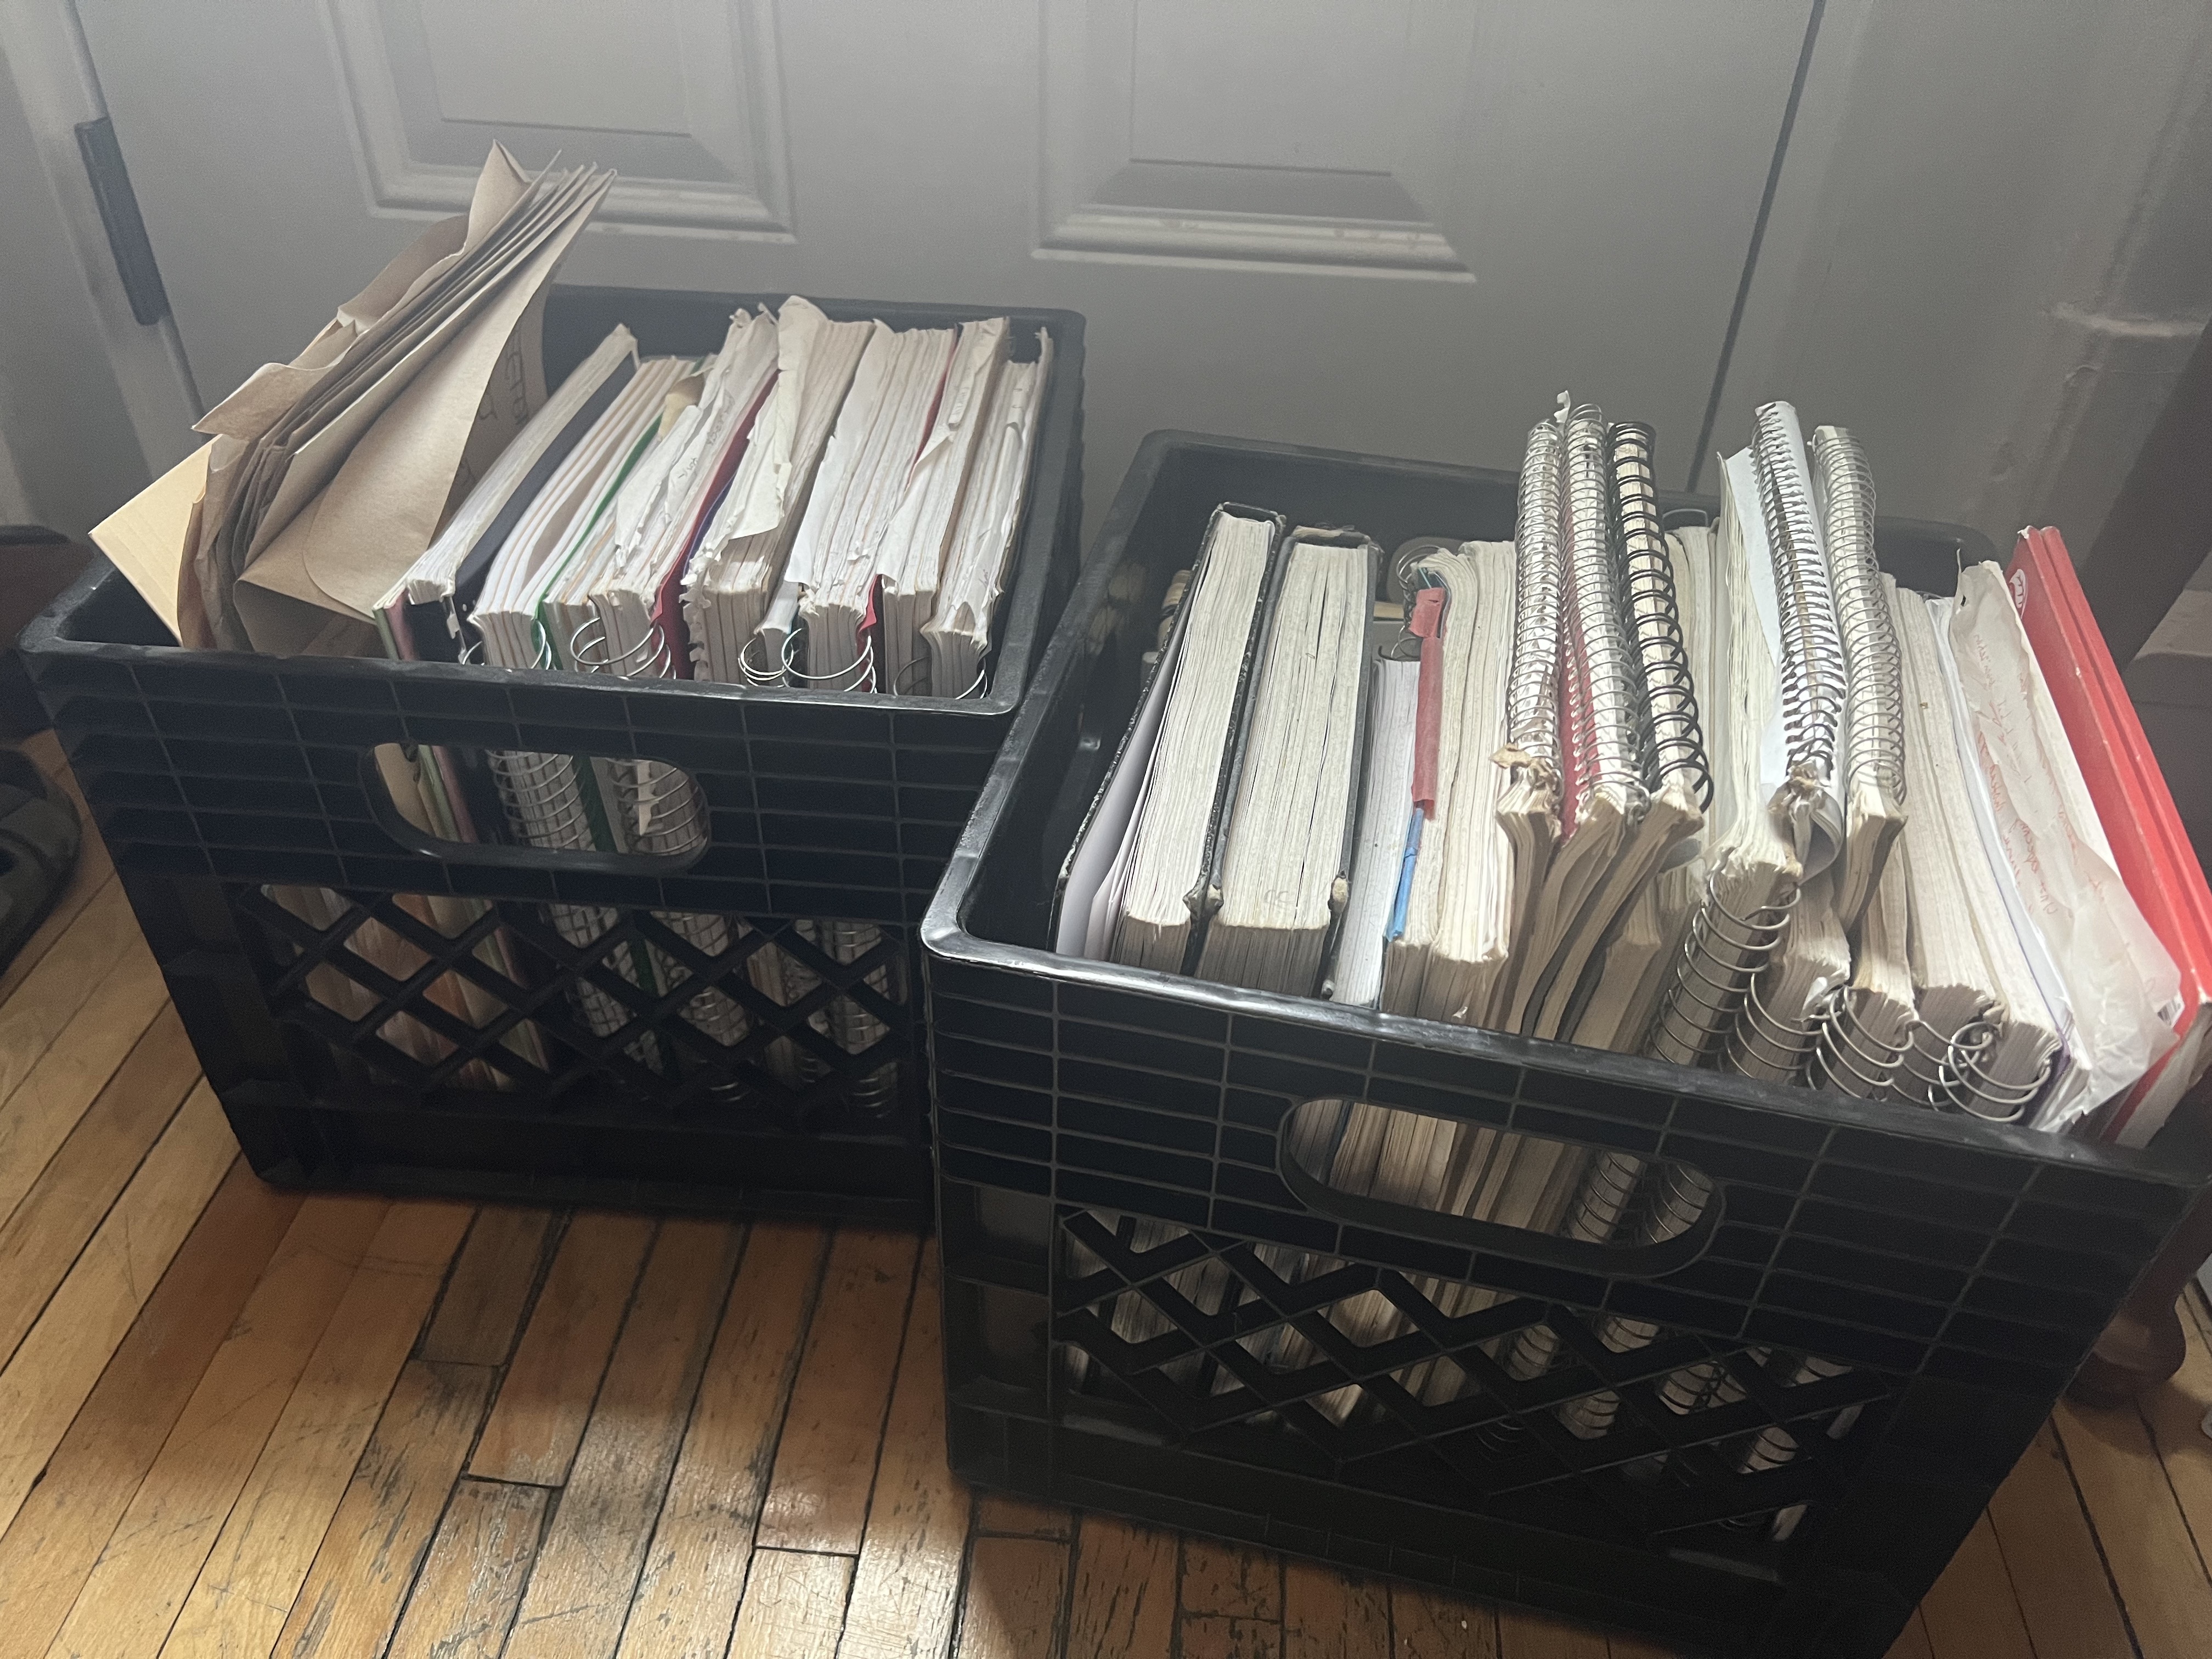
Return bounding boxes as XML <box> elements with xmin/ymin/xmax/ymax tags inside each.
<box><xmin>140</xmin><ymin>871</ymin><xmax>935</xmax><ymax>1222</ymax></box>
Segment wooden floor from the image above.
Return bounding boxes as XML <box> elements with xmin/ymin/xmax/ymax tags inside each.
<box><xmin>3</xmin><ymin>733</ymin><xmax>2211</xmax><ymax>1659</ymax></box>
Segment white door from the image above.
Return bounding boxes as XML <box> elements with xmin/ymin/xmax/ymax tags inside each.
<box><xmin>75</xmin><ymin>0</ymin><xmax>1815</xmax><ymax>526</ymax></box>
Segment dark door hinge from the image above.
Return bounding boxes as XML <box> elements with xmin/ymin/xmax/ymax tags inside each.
<box><xmin>75</xmin><ymin>115</ymin><xmax>170</xmax><ymax>328</ymax></box>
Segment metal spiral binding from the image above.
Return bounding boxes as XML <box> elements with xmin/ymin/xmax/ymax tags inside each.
<box><xmin>1724</xmin><ymin>962</ymin><xmax>1827</xmax><ymax>1083</ymax></box>
<box><xmin>1561</xmin><ymin>404</ymin><xmax>1645</xmax><ymax>803</ymax></box>
<box><xmin>1646</xmin><ymin>872</ymin><xmax>1800</xmax><ymax>1069</ymax></box>
<box><xmin>1804</xmin><ymin>984</ymin><xmax>1918</xmax><ymax>1099</ymax></box>
<box><xmin>1608</xmin><ymin>423</ymin><xmax>1712</xmax><ymax>810</ymax></box>
<box><xmin>890</xmin><ymin>655</ymin><xmax>992</xmax><ymax>701</ymax></box>
<box><xmin>1551</xmin><ymin>1161</ymin><xmax>1713</xmax><ymax>1442</ymax></box>
<box><xmin>571</xmin><ymin>613</ymin><xmax>752</xmax><ymax>1057</ymax></box>
<box><xmin>1506</xmin><ymin>409</ymin><xmax>1567</xmax><ymax>766</ymax></box>
<box><xmin>1942</xmin><ymin>1017</ymin><xmax>2056</xmax><ymax>1123</ymax></box>
<box><xmin>1892</xmin><ymin>1009</ymin><xmax>2055</xmax><ymax>1122</ymax></box>
<box><xmin>1810</xmin><ymin>426</ymin><xmax>1905</xmax><ymax>803</ymax></box>
<box><xmin>738</xmin><ymin>628</ymin><xmax>790</xmax><ymax>687</ymax></box>
<box><xmin>787</xmin><ymin>626</ymin><xmax>877</xmax><ymax>694</ymax></box>
<box><xmin>1486</xmin><ymin>1149</ymin><xmax>1649</xmax><ymax>1442</ymax></box>
<box><xmin>1750</xmin><ymin>403</ymin><xmax>1847</xmax><ymax>785</ymax></box>
<box><xmin>571</xmin><ymin>614</ymin><xmax>676</xmax><ymax>680</ymax></box>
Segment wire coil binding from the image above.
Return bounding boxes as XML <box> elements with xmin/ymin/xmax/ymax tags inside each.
<box><xmin>1646</xmin><ymin>872</ymin><xmax>1800</xmax><ymax>1069</ymax></box>
<box><xmin>785</xmin><ymin>624</ymin><xmax>877</xmax><ymax>694</ymax></box>
<box><xmin>1560</xmin><ymin>404</ymin><xmax>1645</xmax><ymax>807</ymax></box>
<box><xmin>1507</xmin><ymin>410</ymin><xmax>1567</xmax><ymax>766</ymax></box>
<box><xmin>1811</xmin><ymin>425</ymin><xmax>1905</xmax><ymax>803</ymax></box>
<box><xmin>1804</xmin><ymin>985</ymin><xmax>1919</xmax><ymax>1099</ymax></box>
<box><xmin>1750</xmin><ymin>403</ymin><xmax>1847</xmax><ymax>785</ymax></box>
<box><xmin>1724</xmin><ymin>962</ymin><xmax>1829</xmax><ymax>1083</ymax></box>
<box><xmin>1608</xmin><ymin>422</ymin><xmax>1712</xmax><ymax>810</ymax></box>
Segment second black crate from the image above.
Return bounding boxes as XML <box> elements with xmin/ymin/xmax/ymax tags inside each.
<box><xmin>921</xmin><ymin>430</ymin><xmax>2212</xmax><ymax>1657</ymax></box>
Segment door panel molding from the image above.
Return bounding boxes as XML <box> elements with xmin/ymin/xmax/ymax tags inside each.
<box><xmin>1036</xmin><ymin>0</ymin><xmax>1470</xmax><ymax>279</ymax></box>
<box><xmin>325</xmin><ymin>0</ymin><xmax>795</xmax><ymax>240</ymax></box>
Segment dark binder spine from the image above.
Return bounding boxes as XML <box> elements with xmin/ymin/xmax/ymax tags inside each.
<box><xmin>1182</xmin><ymin>509</ymin><xmax>1295</xmax><ymax>977</ymax></box>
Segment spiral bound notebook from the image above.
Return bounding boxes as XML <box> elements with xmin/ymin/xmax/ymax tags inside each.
<box><xmin>1814</xmin><ymin>425</ymin><xmax>1908</xmax><ymax>932</ymax></box>
<box><xmin>1502</xmin><ymin>402</ymin><xmax>1659</xmax><ymax>1035</ymax></box>
<box><xmin>1521</xmin><ymin>420</ymin><xmax>1708</xmax><ymax>1041</ymax></box>
<box><xmin>682</xmin><ymin>298</ymin><xmax>875</xmax><ymax>686</ymax></box>
<box><xmin>1645</xmin><ymin>402</ymin><xmax>1846</xmax><ymax>1068</ymax></box>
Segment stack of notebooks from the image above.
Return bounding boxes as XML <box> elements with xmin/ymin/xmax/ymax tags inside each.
<box><xmin>89</xmin><ymin>144</ymin><xmax>1057</xmax><ymax>1097</ymax></box>
<box><xmin>370</xmin><ymin>298</ymin><xmax>1050</xmax><ymax>1081</ymax></box>
<box><xmin>1054</xmin><ymin>397</ymin><xmax>2212</xmax><ymax>1487</ymax></box>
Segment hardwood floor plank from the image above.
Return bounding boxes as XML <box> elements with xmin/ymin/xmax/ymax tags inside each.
<box><xmin>1984</xmin><ymin>1422</ymin><xmax>2135</xmax><ymax>1659</ymax></box>
<box><xmin>1282</xmin><ymin>1562</ymin><xmax>1386</xmax><ymax>1659</ymax></box>
<box><xmin>504</xmin><ymin>1218</ymin><xmax>746</xmax><ymax>1659</ymax></box>
<box><xmin>385</xmin><ymin>1479</ymin><xmax>549</xmax><ymax>1659</ymax></box>
<box><xmin>618</xmin><ymin>1221</ymin><xmax>827</xmax><ymax>1659</ymax></box>
<box><xmin>974</xmin><ymin>1495</ymin><xmax>1071</xmax><ymax>1541</ymax></box>
<box><xmin>1917</xmin><ymin>1511</ymin><xmax>2036</xmax><ymax>1659</ymax></box>
<box><xmin>838</xmin><ymin>1245</ymin><xmax>968</xmax><ymax>1659</ymax></box>
<box><xmin>756</xmin><ymin>1228</ymin><xmax>922</xmax><ymax>1555</ymax></box>
<box><xmin>2140</xmin><ymin>1292</ymin><xmax>2212</xmax><ymax>1571</ymax></box>
<box><xmin>2055</xmin><ymin>1393</ymin><xmax>2212</xmax><ymax>1659</ymax></box>
<box><xmin>1604</xmin><ymin>1634</ymin><xmax>1680</xmax><ymax>1658</ymax></box>
<box><xmin>1391</xmin><ymin>1585</ymin><xmax>1499</xmax><ymax>1659</ymax></box>
<box><xmin>158</xmin><ymin>1200</ymin><xmax>475</xmax><ymax>1659</ymax></box>
<box><xmin>1882</xmin><ymin>1611</ymin><xmax>1934</xmax><ymax>1659</ymax></box>
<box><xmin>1177</xmin><ymin>1616</ymin><xmax>1276</xmax><ymax>1659</ymax></box>
<box><xmin>0</xmin><ymin>887</ymin><xmax>165</xmax><ymax>1224</ymax></box>
<box><xmin>1181</xmin><ymin>1539</ymin><xmax>1280</xmax><ymax>1621</ymax></box>
<box><xmin>957</xmin><ymin>1536</ymin><xmax>1068</xmax><ymax>1659</ymax></box>
<box><xmin>727</xmin><ymin>1550</ymin><xmax>854</xmax><ymax>1659</ymax></box>
<box><xmin>43</xmin><ymin>1193</ymin><xmax>391</xmax><ymax>1659</ymax></box>
<box><xmin>267</xmin><ymin>1360</ymin><xmax>497</xmax><ymax>1659</ymax></box>
<box><xmin>0</xmin><ymin>874</ymin><xmax>132</xmax><ymax>1109</ymax></box>
<box><xmin>418</xmin><ymin>1206</ymin><xmax>555</xmax><ymax>1366</ymax></box>
<box><xmin>1063</xmin><ymin>1515</ymin><xmax>1176</xmax><ymax>1659</ymax></box>
<box><xmin>0</xmin><ymin>738</ymin><xmax>115</xmax><ymax>1009</ymax></box>
<box><xmin>469</xmin><ymin>1212</ymin><xmax>655</xmax><ymax>1485</ymax></box>
<box><xmin>0</xmin><ymin>1001</ymin><xmax>195</xmax><ymax>1365</ymax></box>
<box><xmin>0</xmin><ymin>1161</ymin><xmax>298</xmax><ymax>1659</ymax></box>
<box><xmin>0</xmin><ymin>1082</ymin><xmax>233</xmax><ymax>1538</ymax></box>
<box><xmin>1498</xmin><ymin>1607</ymin><xmax>1609</xmax><ymax>1658</ymax></box>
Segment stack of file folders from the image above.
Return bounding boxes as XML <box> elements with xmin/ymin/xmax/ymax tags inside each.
<box><xmin>1052</xmin><ymin>397</ymin><xmax>2212</xmax><ymax>1499</ymax></box>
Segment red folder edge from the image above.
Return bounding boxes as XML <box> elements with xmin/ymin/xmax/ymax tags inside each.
<box><xmin>2006</xmin><ymin>526</ymin><xmax>2212</xmax><ymax>1144</ymax></box>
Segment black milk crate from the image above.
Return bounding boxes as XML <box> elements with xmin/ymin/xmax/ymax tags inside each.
<box><xmin>921</xmin><ymin>431</ymin><xmax>2212</xmax><ymax>1656</ymax></box>
<box><xmin>22</xmin><ymin>283</ymin><xmax>1085</xmax><ymax>1224</ymax></box>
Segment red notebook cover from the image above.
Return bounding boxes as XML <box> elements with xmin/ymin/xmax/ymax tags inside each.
<box><xmin>2006</xmin><ymin>526</ymin><xmax>2212</xmax><ymax>1144</ymax></box>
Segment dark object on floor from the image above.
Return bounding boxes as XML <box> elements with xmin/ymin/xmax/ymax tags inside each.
<box><xmin>0</xmin><ymin>744</ymin><xmax>81</xmax><ymax>974</ymax></box>
<box><xmin>1</xmin><ymin>526</ymin><xmax>97</xmax><ymax>738</ymax></box>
